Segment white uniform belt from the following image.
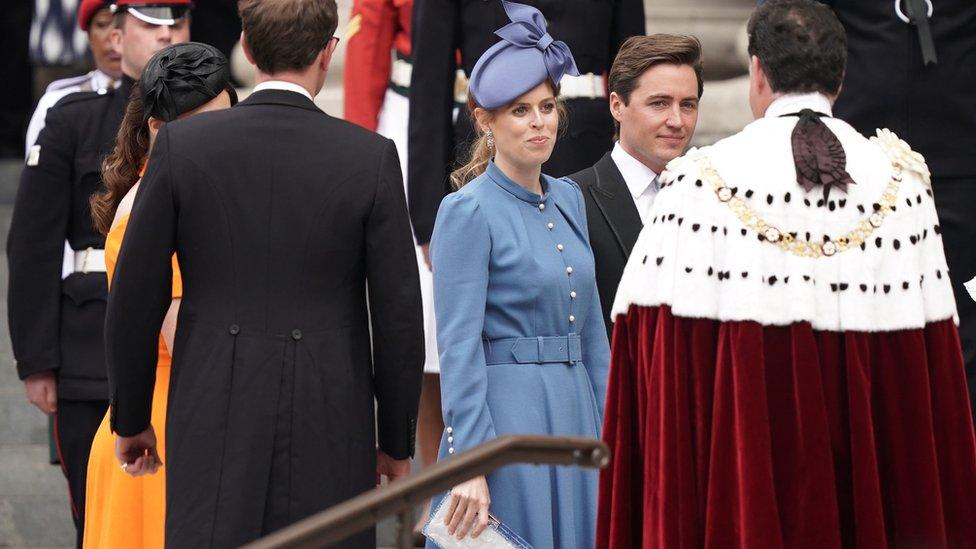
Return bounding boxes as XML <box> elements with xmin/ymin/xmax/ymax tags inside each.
<box><xmin>69</xmin><ymin>247</ymin><xmax>106</xmax><ymax>275</ymax></box>
<box><xmin>452</xmin><ymin>71</ymin><xmax>606</xmax><ymax>104</ymax></box>
<box><xmin>454</xmin><ymin>69</ymin><xmax>469</xmax><ymax>104</ymax></box>
<box><xmin>391</xmin><ymin>58</ymin><xmax>412</xmax><ymax>89</ymax></box>
<box><xmin>557</xmin><ymin>73</ymin><xmax>607</xmax><ymax>99</ymax></box>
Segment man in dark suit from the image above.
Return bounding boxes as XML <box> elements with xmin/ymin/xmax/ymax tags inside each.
<box><xmin>569</xmin><ymin>35</ymin><xmax>703</xmax><ymax>337</ymax></box>
<box><xmin>812</xmin><ymin>0</ymin><xmax>976</xmax><ymax>414</ymax></box>
<box><xmin>104</xmin><ymin>0</ymin><xmax>424</xmax><ymax>546</ymax></box>
<box><xmin>408</xmin><ymin>0</ymin><xmax>645</xmax><ymax>266</ymax></box>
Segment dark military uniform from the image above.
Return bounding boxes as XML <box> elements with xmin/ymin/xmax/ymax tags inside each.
<box><xmin>406</xmin><ymin>0</ymin><xmax>645</xmax><ymax>245</ymax></box>
<box><xmin>818</xmin><ymin>0</ymin><xmax>976</xmax><ymax>415</ymax></box>
<box><xmin>7</xmin><ymin>77</ymin><xmax>132</xmax><ymax>545</ymax></box>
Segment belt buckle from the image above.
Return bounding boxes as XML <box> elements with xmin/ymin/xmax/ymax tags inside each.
<box><xmin>80</xmin><ymin>248</ymin><xmax>91</xmax><ymax>273</ymax></box>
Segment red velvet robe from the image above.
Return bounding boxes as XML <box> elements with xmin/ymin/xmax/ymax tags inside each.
<box><xmin>598</xmin><ymin>306</ymin><xmax>976</xmax><ymax>548</ymax></box>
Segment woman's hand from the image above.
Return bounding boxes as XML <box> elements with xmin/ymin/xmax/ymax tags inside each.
<box><xmin>444</xmin><ymin>476</ymin><xmax>491</xmax><ymax>539</ymax></box>
<box><xmin>115</xmin><ymin>425</ymin><xmax>161</xmax><ymax>477</ymax></box>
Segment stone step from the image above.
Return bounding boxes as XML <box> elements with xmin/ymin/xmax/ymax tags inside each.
<box><xmin>0</xmin><ymin>494</ymin><xmax>75</xmax><ymax>547</ymax></box>
<box><xmin>0</xmin><ymin>446</ymin><xmax>74</xmax><ymax>547</ymax></box>
<box><xmin>0</xmin><ymin>446</ymin><xmax>69</xmax><ymax>498</ymax></box>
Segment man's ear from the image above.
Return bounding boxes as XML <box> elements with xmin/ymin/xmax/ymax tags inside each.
<box><xmin>609</xmin><ymin>91</ymin><xmax>625</xmax><ymax>124</ymax></box>
<box><xmin>831</xmin><ymin>68</ymin><xmax>845</xmax><ymax>102</ymax></box>
<box><xmin>110</xmin><ymin>27</ymin><xmax>123</xmax><ymax>56</ymax></box>
<box><xmin>750</xmin><ymin>55</ymin><xmax>766</xmax><ymax>93</ymax></box>
<box><xmin>313</xmin><ymin>38</ymin><xmax>338</xmax><ymax>73</ymax></box>
<box><xmin>240</xmin><ymin>31</ymin><xmax>255</xmax><ymax>66</ymax></box>
<box><xmin>324</xmin><ymin>37</ymin><xmax>338</xmax><ymax>64</ymax></box>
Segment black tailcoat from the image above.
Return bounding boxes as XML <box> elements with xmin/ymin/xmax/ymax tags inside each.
<box><xmin>105</xmin><ymin>90</ymin><xmax>425</xmax><ymax>546</ymax></box>
<box><xmin>407</xmin><ymin>0</ymin><xmax>645</xmax><ymax>244</ymax></box>
<box><xmin>569</xmin><ymin>152</ymin><xmax>642</xmax><ymax>339</ymax></box>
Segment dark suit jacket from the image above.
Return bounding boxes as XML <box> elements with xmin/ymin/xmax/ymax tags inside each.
<box><xmin>569</xmin><ymin>151</ymin><xmax>642</xmax><ymax>339</ymax></box>
<box><xmin>105</xmin><ymin>89</ymin><xmax>424</xmax><ymax>545</ymax></box>
<box><xmin>407</xmin><ymin>0</ymin><xmax>645</xmax><ymax>245</ymax></box>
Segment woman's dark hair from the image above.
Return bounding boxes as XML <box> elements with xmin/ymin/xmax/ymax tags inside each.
<box><xmin>746</xmin><ymin>0</ymin><xmax>847</xmax><ymax>96</ymax></box>
<box><xmin>91</xmin><ymin>82</ymin><xmax>237</xmax><ymax>235</ymax></box>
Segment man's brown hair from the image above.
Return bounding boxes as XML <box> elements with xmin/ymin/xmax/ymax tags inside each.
<box><xmin>239</xmin><ymin>0</ymin><xmax>339</xmax><ymax>74</ymax></box>
<box><xmin>609</xmin><ymin>34</ymin><xmax>704</xmax><ymax>104</ymax></box>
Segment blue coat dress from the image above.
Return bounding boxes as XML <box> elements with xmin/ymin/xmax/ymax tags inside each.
<box><xmin>428</xmin><ymin>162</ymin><xmax>610</xmax><ymax>548</ymax></box>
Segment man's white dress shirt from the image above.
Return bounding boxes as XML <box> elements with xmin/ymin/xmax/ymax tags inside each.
<box><xmin>610</xmin><ymin>141</ymin><xmax>660</xmax><ymax>225</ymax></box>
<box><xmin>253</xmin><ymin>80</ymin><xmax>315</xmax><ymax>101</ymax></box>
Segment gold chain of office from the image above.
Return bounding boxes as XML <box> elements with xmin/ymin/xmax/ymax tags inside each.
<box><xmin>698</xmin><ymin>156</ymin><xmax>902</xmax><ymax>258</ymax></box>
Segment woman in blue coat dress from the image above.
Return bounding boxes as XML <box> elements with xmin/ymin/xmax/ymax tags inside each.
<box><xmin>427</xmin><ymin>3</ymin><xmax>610</xmax><ymax>547</ymax></box>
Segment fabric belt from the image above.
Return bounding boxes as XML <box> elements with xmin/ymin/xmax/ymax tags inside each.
<box><xmin>453</xmin><ymin>71</ymin><xmax>606</xmax><ymax>104</ymax></box>
<box><xmin>483</xmin><ymin>334</ymin><xmax>582</xmax><ymax>365</ymax></box>
<box><xmin>69</xmin><ymin>247</ymin><xmax>106</xmax><ymax>275</ymax></box>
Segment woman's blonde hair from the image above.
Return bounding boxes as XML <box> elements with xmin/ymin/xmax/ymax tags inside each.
<box><xmin>449</xmin><ymin>80</ymin><xmax>567</xmax><ymax>189</ymax></box>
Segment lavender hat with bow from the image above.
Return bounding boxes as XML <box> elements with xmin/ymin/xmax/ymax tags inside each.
<box><xmin>468</xmin><ymin>1</ymin><xmax>580</xmax><ymax>109</ymax></box>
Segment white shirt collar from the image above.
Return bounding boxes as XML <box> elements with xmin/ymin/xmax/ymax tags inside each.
<box><xmin>611</xmin><ymin>141</ymin><xmax>659</xmax><ymax>199</ymax></box>
<box><xmin>253</xmin><ymin>80</ymin><xmax>315</xmax><ymax>101</ymax></box>
<box><xmin>764</xmin><ymin>92</ymin><xmax>834</xmax><ymax>119</ymax></box>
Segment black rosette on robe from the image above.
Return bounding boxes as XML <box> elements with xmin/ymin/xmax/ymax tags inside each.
<box><xmin>140</xmin><ymin>41</ymin><xmax>230</xmax><ymax>122</ymax></box>
<box><xmin>782</xmin><ymin>109</ymin><xmax>856</xmax><ymax>200</ymax></box>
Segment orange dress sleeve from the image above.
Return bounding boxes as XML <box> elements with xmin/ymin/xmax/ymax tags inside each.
<box><xmin>170</xmin><ymin>255</ymin><xmax>183</xmax><ymax>298</ymax></box>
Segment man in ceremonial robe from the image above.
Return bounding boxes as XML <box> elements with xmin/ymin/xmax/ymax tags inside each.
<box><xmin>105</xmin><ymin>0</ymin><xmax>424</xmax><ymax>545</ymax></box>
<box><xmin>597</xmin><ymin>1</ymin><xmax>976</xmax><ymax>547</ymax></box>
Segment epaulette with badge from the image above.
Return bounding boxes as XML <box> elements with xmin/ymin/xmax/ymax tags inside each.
<box><xmin>49</xmin><ymin>89</ymin><xmax>111</xmax><ymax>110</ymax></box>
<box><xmin>25</xmin><ymin>90</ymin><xmax>113</xmax><ymax>168</ymax></box>
<box><xmin>44</xmin><ymin>73</ymin><xmax>94</xmax><ymax>94</ymax></box>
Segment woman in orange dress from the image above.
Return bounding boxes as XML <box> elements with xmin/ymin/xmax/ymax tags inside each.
<box><xmin>83</xmin><ymin>42</ymin><xmax>236</xmax><ymax>548</ymax></box>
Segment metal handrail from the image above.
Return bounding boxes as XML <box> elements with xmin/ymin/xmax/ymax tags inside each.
<box><xmin>243</xmin><ymin>435</ymin><xmax>610</xmax><ymax>549</ymax></box>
